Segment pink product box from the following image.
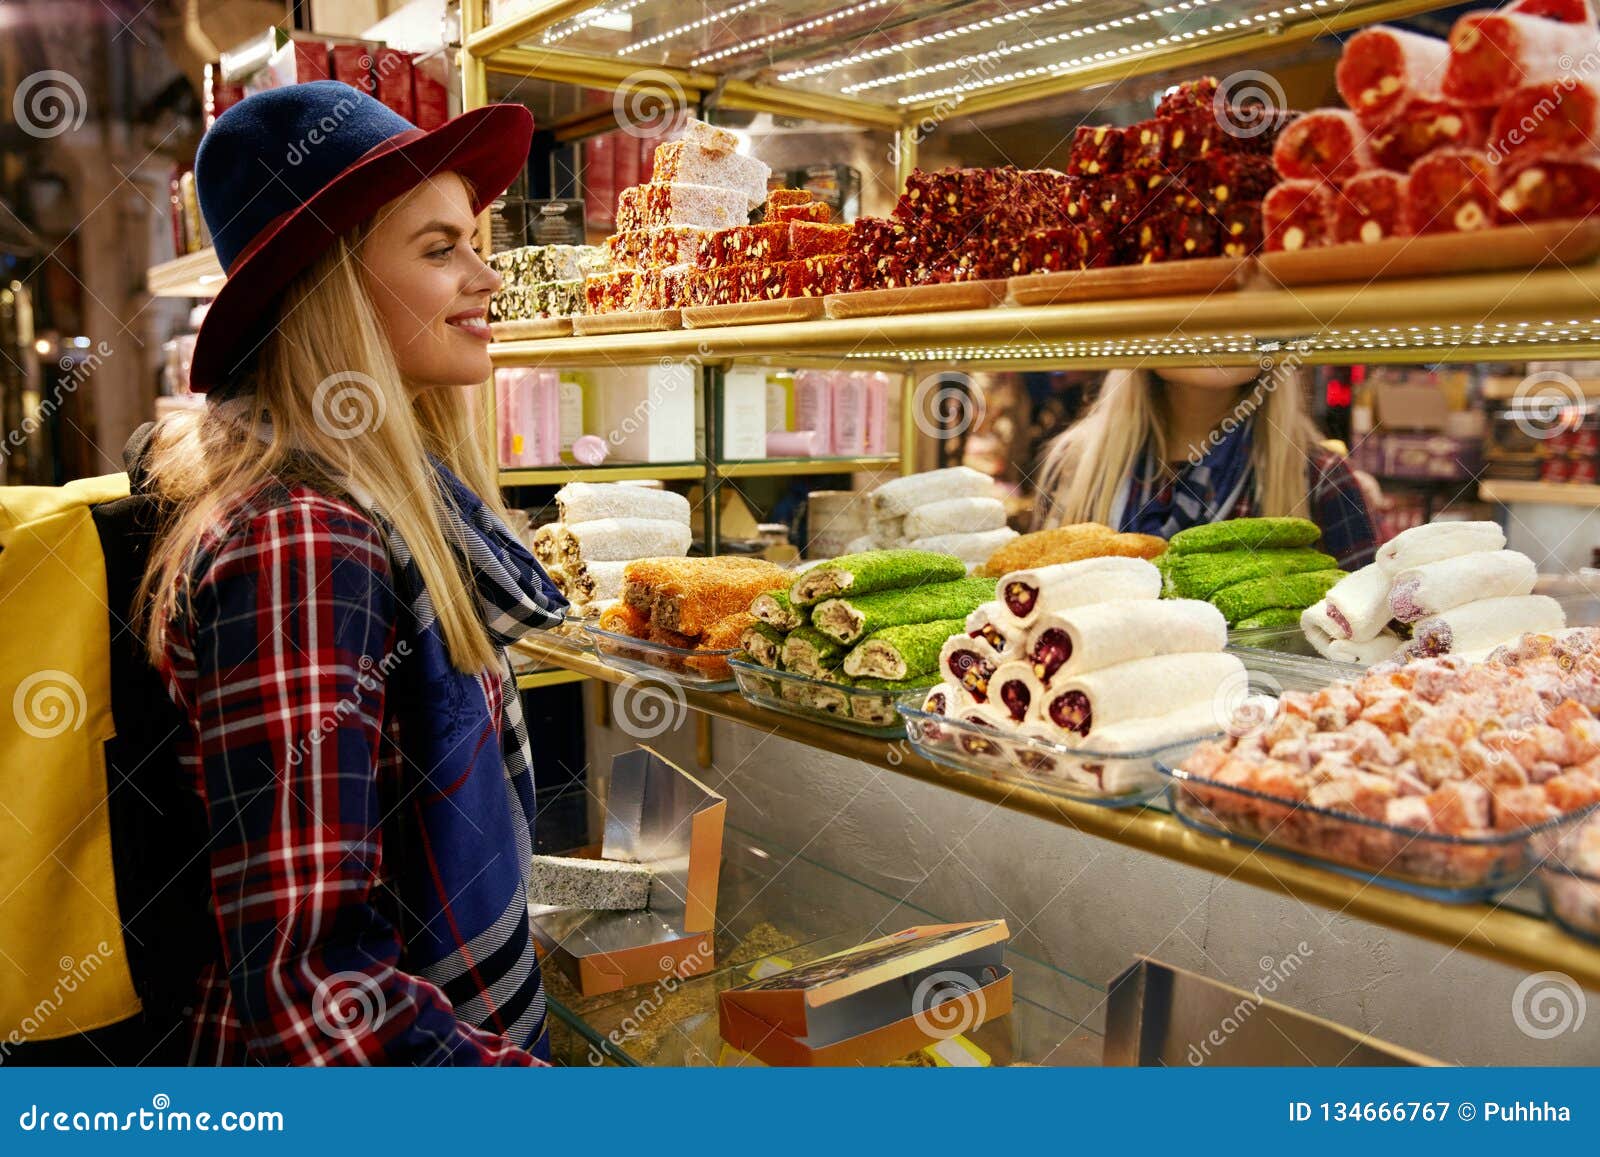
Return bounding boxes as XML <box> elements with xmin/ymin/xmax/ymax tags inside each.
<box><xmin>793</xmin><ymin>370</ymin><xmax>834</xmax><ymax>455</ymax></box>
<box><xmin>497</xmin><ymin>368</ymin><xmax>561</xmax><ymax>467</ymax></box>
<box><xmin>862</xmin><ymin>372</ymin><xmax>890</xmax><ymax>454</ymax></box>
<box><xmin>832</xmin><ymin>372</ymin><xmax>867</xmax><ymax>455</ymax></box>
<box><xmin>767</xmin><ymin>430</ymin><xmax>824</xmax><ymax>457</ymax></box>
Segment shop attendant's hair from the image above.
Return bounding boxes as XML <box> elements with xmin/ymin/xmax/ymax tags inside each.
<box><xmin>1031</xmin><ymin>366</ymin><xmax>1323</xmax><ymax>531</ymax></box>
<box><xmin>138</xmin><ymin>177</ymin><xmax>506</xmax><ymax>673</ymax></box>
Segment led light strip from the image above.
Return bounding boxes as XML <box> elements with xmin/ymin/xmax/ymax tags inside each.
<box><xmin>617</xmin><ymin>0</ymin><xmax>771</xmax><ymax>57</ymax></box>
<box><xmin>778</xmin><ymin>0</ymin><xmax>1086</xmax><ymax>82</ymax></box>
<box><xmin>692</xmin><ymin>0</ymin><xmax>897</xmax><ymax>68</ymax></box>
<box><xmin>845</xmin><ymin>3</ymin><xmax>1214</xmax><ymax>95</ymax></box>
<box><xmin>893</xmin><ymin>1</ymin><xmax>1343</xmax><ymax>105</ymax></box>
<box><xmin>541</xmin><ymin>1</ymin><xmax>650</xmax><ymax>45</ymax></box>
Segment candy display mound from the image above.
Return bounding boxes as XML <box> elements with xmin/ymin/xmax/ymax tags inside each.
<box><xmin>1168</xmin><ymin>630</ymin><xmax>1600</xmax><ymax>899</ymax></box>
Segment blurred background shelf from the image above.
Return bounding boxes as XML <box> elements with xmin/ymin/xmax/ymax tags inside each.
<box><xmin>500</xmin><ymin>461</ymin><xmax>705</xmax><ymax>485</ymax></box>
<box><xmin>1480</xmin><ymin>480</ymin><xmax>1600</xmax><ymax>507</ymax></box>
<box><xmin>146</xmin><ymin>248</ymin><xmax>223</xmax><ymax>298</ymax></box>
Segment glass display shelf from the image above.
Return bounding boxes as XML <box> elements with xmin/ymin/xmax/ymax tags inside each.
<box><xmin>540</xmin><ymin>820</ymin><xmax>1104</xmax><ymax>1066</ymax></box>
<box><xmin>515</xmin><ymin>634</ymin><xmax>1600</xmax><ymax>989</ymax></box>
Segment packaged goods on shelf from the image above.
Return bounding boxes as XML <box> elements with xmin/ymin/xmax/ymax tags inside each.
<box><xmin>589</xmin><ymin>364</ymin><xmax>696</xmax><ymax>461</ymax></box>
<box><xmin>496</xmin><ymin>368</ymin><xmax>560</xmax><ymax>467</ymax></box>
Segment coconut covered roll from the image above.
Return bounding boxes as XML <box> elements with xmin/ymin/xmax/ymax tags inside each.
<box><xmin>919</xmin><ymin>682</ymin><xmax>972</xmax><ymax>716</ymax></box>
<box><xmin>750</xmin><ymin>586</ymin><xmax>805</xmax><ymax>631</ymax></box>
<box><xmin>964</xmin><ymin>602</ymin><xmax>1021</xmax><ymax>657</ymax></box>
<box><xmin>740</xmin><ymin>621</ymin><xmax>786</xmax><ymax>668</ymax></box>
<box><xmin>1025</xmin><ymin>600</ymin><xmax>1227</xmax><ymax>683</ymax></box>
<box><xmin>531</xmin><ymin>523</ymin><xmax>563</xmax><ymax>566</ymax></box>
<box><xmin>811</xmin><ymin>576</ymin><xmax>994</xmax><ymax>645</ymax></box>
<box><xmin>1321</xmin><ymin>563</ymin><xmax>1392</xmax><ymax>641</ymax></box>
<box><xmin>906</xmin><ymin>527</ymin><xmax>1019</xmax><ymax>564</ymax></box>
<box><xmin>555</xmin><ymin>481</ymin><xmax>690</xmax><ymax>526</ymax></box>
<box><xmin>903</xmin><ymin>496</ymin><xmax>1008</xmax><ymax>540</ymax></box>
<box><xmin>1042</xmin><ymin>652</ymin><xmax>1245</xmax><ymax>739</ymax></box>
<box><xmin>990</xmin><ymin>660</ymin><xmax>1044</xmax><ymax>724</ymax></box>
<box><xmin>558</xmin><ymin>558</ymin><xmax>626</xmax><ymax>606</ymax></box>
<box><xmin>954</xmin><ymin>704</ymin><xmax>1010</xmax><ymax>758</ymax></box>
<box><xmin>1388</xmin><ymin>550</ymin><xmax>1538</xmax><ymax>622</ymax></box>
<box><xmin>557</xmin><ymin>518</ymin><xmax>693</xmax><ymax>564</ymax></box>
<box><xmin>997</xmin><ymin>556</ymin><xmax>1162</xmax><ymax>628</ymax></box>
<box><xmin>870</xmin><ymin>466</ymin><xmax>994</xmax><ymax>518</ymax></box>
<box><xmin>1376</xmin><ymin>520</ymin><xmax>1505</xmax><ymax>574</ymax></box>
<box><xmin>1403</xmin><ymin>595</ymin><xmax>1565</xmax><ymax>658</ymax></box>
<box><xmin>937</xmin><ymin>633</ymin><xmax>1004</xmax><ymax>702</ymax></box>
<box><xmin>789</xmin><ymin>549</ymin><xmax>966</xmax><ymax>606</ymax></box>
<box><xmin>1301</xmin><ymin>601</ymin><xmax>1403</xmax><ymax>666</ymax></box>
<box><xmin>842</xmin><ymin>618</ymin><xmax>967</xmax><ymax>681</ymax></box>
<box><xmin>782</xmin><ymin>624</ymin><xmax>847</xmax><ymax>677</ymax></box>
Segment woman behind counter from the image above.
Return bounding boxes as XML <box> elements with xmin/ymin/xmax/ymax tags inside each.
<box><xmin>1033</xmin><ymin>365</ymin><xmax>1379</xmax><ymax>569</ymax></box>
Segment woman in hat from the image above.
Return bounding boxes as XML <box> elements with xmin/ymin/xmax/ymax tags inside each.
<box><xmin>133</xmin><ymin>82</ymin><xmax>567</xmax><ymax>1064</ymax></box>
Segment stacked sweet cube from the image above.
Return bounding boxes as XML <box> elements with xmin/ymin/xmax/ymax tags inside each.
<box><xmin>1062</xmin><ymin>78</ymin><xmax>1288</xmax><ymax>264</ymax></box>
<box><xmin>1264</xmin><ymin>0</ymin><xmax>1600</xmax><ymax>252</ymax></box>
<box><xmin>487</xmin><ymin>244</ymin><xmax>608</xmax><ymax>321</ymax></box>
<box><xmin>682</xmin><ymin>189</ymin><xmax>851</xmax><ymax>306</ymax></box>
<box><xmin>587</xmin><ymin>119</ymin><xmax>771</xmax><ymax>314</ymax></box>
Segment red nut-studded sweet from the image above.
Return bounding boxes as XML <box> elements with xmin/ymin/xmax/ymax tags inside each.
<box><xmin>1263</xmin><ymin>181</ymin><xmax>1334</xmax><ymax>251</ymax></box>
<box><xmin>1216</xmin><ymin>202</ymin><xmax>1264</xmax><ymax>256</ymax></box>
<box><xmin>1272</xmin><ymin>109</ymin><xmax>1375</xmax><ymax>184</ymax></box>
<box><xmin>1442</xmin><ymin>12</ymin><xmax>1596</xmax><ymax>106</ymax></box>
<box><xmin>1337</xmin><ymin>26</ymin><xmax>1450</xmax><ymax>126</ymax></box>
<box><xmin>1329</xmin><ymin>170</ymin><xmax>1408</xmax><ymax>244</ymax></box>
<box><xmin>1068</xmin><ymin>124</ymin><xmax>1125</xmax><ymax>176</ymax></box>
<box><xmin>1368</xmin><ymin>99</ymin><xmax>1490</xmax><ymax>171</ymax></box>
<box><xmin>1489</xmin><ymin>79</ymin><xmax>1600</xmax><ymax>165</ymax></box>
<box><xmin>1497</xmin><ymin>153</ymin><xmax>1600</xmax><ymax>222</ymax></box>
<box><xmin>1403</xmin><ymin>149</ymin><xmax>1497</xmax><ymax>234</ymax></box>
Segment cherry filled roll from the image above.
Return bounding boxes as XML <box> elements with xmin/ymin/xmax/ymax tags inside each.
<box><xmin>1489</xmin><ymin>80</ymin><xmax>1600</xmax><ymax>166</ymax></box>
<box><xmin>1496</xmin><ymin>152</ymin><xmax>1600</xmax><ymax>222</ymax></box>
<box><xmin>1368</xmin><ymin>99</ymin><xmax>1490</xmax><ymax>171</ymax></box>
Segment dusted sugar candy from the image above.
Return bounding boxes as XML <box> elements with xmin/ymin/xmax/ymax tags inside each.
<box><xmin>527</xmin><ymin>855</ymin><xmax>652</xmax><ymax>910</ymax></box>
<box><xmin>616</xmin><ymin>181</ymin><xmax>750</xmax><ymax>231</ymax></box>
<box><xmin>651</xmin><ymin>139</ymin><xmax>770</xmax><ymax>208</ymax></box>
<box><xmin>1068</xmin><ymin>124</ymin><xmax>1124</xmax><ymax>176</ymax></box>
<box><xmin>1272</xmin><ymin>109</ymin><xmax>1374</xmax><ymax>184</ymax></box>
<box><xmin>1497</xmin><ymin>154</ymin><xmax>1600</xmax><ymax>222</ymax></box>
<box><xmin>1329</xmin><ymin>170</ymin><xmax>1408</xmax><ymax>244</ymax></box>
<box><xmin>584</xmin><ymin>269</ymin><xmax>640</xmax><ymax>313</ymax></box>
<box><xmin>1509</xmin><ymin>0</ymin><xmax>1598</xmax><ymax>20</ymax></box>
<box><xmin>788</xmin><ymin>221</ymin><xmax>849</xmax><ymax>258</ymax></box>
<box><xmin>1443</xmin><ymin>12</ymin><xmax>1597</xmax><ymax>106</ymax></box>
<box><xmin>1490</xmin><ymin>80</ymin><xmax>1600</xmax><ymax>165</ymax></box>
<box><xmin>605</xmin><ymin>226</ymin><xmax>708</xmax><ymax>269</ymax></box>
<box><xmin>1262</xmin><ymin>180</ymin><xmax>1333</xmax><ymax>252</ymax></box>
<box><xmin>770</xmin><ymin>201</ymin><xmax>831</xmax><ymax>223</ymax></box>
<box><xmin>683</xmin><ymin>116</ymin><xmax>739</xmax><ymax>154</ymax></box>
<box><xmin>1404</xmin><ymin>149</ymin><xmax>1497</xmax><ymax>234</ymax></box>
<box><xmin>1217</xmin><ymin>201</ymin><xmax>1264</xmax><ymax>256</ymax></box>
<box><xmin>1337</xmin><ymin>26</ymin><xmax>1449</xmax><ymax>125</ymax></box>
<box><xmin>1368</xmin><ymin>99</ymin><xmax>1489</xmax><ymax>171</ymax></box>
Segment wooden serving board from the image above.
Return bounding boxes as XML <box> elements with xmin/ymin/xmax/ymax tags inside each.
<box><xmin>1006</xmin><ymin>255</ymin><xmax>1252</xmax><ymax>307</ymax></box>
<box><xmin>1254</xmin><ymin>219</ymin><xmax>1600</xmax><ymax>287</ymax></box>
<box><xmin>490</xmin><ymin>316</ymin><xmax>574</xmax><ymax>341</ymax></box>
<box><xmin>571</xmin><ymin>308</ymin><xmax>683</xmax><ymax>335</ymax></box>
<box><xmin>822</xmin><ymin>279</ymin><xmax>1007</xmax><ymax>319</ymax></box>
<box><xmin>681</xmin><ymin>295</ymin><xmax>826</xmax><ymax>328</ymax></box>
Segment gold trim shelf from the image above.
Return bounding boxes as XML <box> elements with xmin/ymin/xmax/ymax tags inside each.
<box><xmin>1480</xmin><ymin>481</ymin><xmax>1600</xmax><ymax>508</ymax></box>
<box><xmin>515</xmin><ymin>635</ymin><xmax>1600</xmax><ymax>991</ymax></box>
<box><xmin>147</xmin><ymin>248</ymin><xmax>224</xmax><ymax>299</ymax></box>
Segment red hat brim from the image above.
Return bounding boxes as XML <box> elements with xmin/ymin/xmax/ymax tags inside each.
<box><xmin>188</xmin><ymin>102</ymin><xmax>533</xmax><ymax>392</ymax></box>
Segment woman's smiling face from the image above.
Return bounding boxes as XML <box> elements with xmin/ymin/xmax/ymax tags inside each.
<box><xmin>360</xmin><ymin>173</ymin><xmax>501</xmax><ymax>389</ymax></box>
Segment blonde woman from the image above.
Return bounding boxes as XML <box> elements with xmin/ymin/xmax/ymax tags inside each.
<box><xmin>1033</xmin><ymin>365</ymin><xmax>1378</xmax><ymax>567</ymax></box>
<box><xmin>133</xmin><ymin>83</ymin><xmax>567</xmax><ymax>1064</ymax></box>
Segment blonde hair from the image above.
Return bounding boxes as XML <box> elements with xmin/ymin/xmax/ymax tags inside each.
<box><xmin>1033</xmin><ymin>367</ymin><xmax>1323</xmax><ymax>530</ymax></box>
<box><xmin>139</xmin><ymin>217</ymin><xmax>507</xmax><ymax>674</ymax></box>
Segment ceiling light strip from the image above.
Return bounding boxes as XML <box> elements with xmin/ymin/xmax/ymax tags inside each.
<box><xmin>617</xmin><ymin>0</ymin><xmax>772</xmax><ymax>57</ymax></box>
<box><xmin>542</xmin><ymin>0</ymin><xmax>650</xmax><ymax>46</ymax></box>
<box><xmin>692</xmin><ymin>0</ymin><xmax>897</xmax><ymax>68</ymax></box>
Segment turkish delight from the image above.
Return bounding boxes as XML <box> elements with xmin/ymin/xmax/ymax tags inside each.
<box><xmin>1157</xmin><ymin>77</ymin><xmax>1220</xmax><ymax>117</ymax></box>
<box><xmin>635</xmin><ymin>263</ymin><xmax>689</xmax><ymax>311</ymax></box>
<box><xmin>1272</xmin><ymin>109</ymin><xmax>1375</xmax><ymax>184</ymax></box>
<box><xmin>769</xmin><ymin>200</ymin><xmax>832</xmax><ymax>223</ymax></box>
<box><xmin>1497</xmin><ymin>154</ymin><xmax>1600</xmax><ymax>221</ymax></box>
<box><xmin>1168</xmin><ymin>214</ymin><xmax>1220</xmax><ymax>259</ymax></box>
<box><xmin>1068</xmin><ymin>124</ymin><xmax>1125</xmax><ymax>176</ymax></box>
<box><xmin>683</xmin><ymin>117</ymin><xmax>739</xmax><ymax>154</ymax></box>
<box><xmin>1328</xmin><ymin>170</ymin><xmax>1408</xmax><ymax>244</ymax></box>
<box><xmin>1160</xmin><ymin>110</ymin><xmax>1228</xmax><ymax>167</ymax></box>
<box><xmin>1443</xmin><ymin>11</ymin><xmax>1596</xmax><ymax>106</ymax></box>
<box><xmin>718</xmin><ymin>221</ymin><xmax>789</xmax><ymax>265</ymax></box>
<box><xmin>1368</xmin><ymin>99</ymin><xmax>1490</xmax><ymax>171</ymax></box>
<box><xmin>786</xmin><ymin>220</ymin><xmax>849</xmax><ymax>259</ymax></box>
<box><xmin>650</xmin><ymin>139</ymin><xmax>770</xmax><ymax>208</ymax></box>
<box><xmin>604</xmin><ymin>226</ymin><xmax>708</xmax><ymax>269</ymax></box>
<box><xmin>1262</xmin><ymin>180</ymin><xmax>1333</xmax><ymax>252</ymax></box>
<box><xmin>1336</xmin><ymin>26</ymin><xmax>1450</xmax><ymax>125</ymax></box>
<box><xmin>584</xmin><ymin>269</ymin><xmax>640</xmax><ymax>313</ymax></box>
<box><xmin>1193</xmin><ymin>152</ymin><xmax>1276</xmax><ymax>210</ymax></box>
<box><xmin>1122</xmin><ymin>120</ymin><xmax>1166</xmax><ymax>172</ymax></box>
<box><xmin>615</xmin><ymin>182</ymin><xmax>749</xmax><ymax>231</ymax></box>
<box><xmin>1403</xmin><ymin>149</ymin><xmax>1497</xmax><ymax>234</ymax></box>
<box><xmin>1489</xmin><ymin>80</ymin><xmax>1600</xmax><ymax>165</ymax></box>
<box><xmin>1217</xmin><ymin>202</ymin><xmax>1264</xmax><ymax>256</ymax></box>
<box><xmin>1510</xmin><ymin>0</ymin><xmax>1598</xmax><ymax>19</ymax></box>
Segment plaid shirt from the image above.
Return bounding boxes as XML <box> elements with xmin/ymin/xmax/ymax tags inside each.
<box><xmin>158</xmin><ymin>482</ymin><xmax>538</xmax><ymax>1066</ymax></box>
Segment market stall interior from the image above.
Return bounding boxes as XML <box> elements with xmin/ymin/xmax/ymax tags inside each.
<box><xmin>110</xmin><ymin>0</ymin><xmax>1600</xmax><ymax>1063</ymax></box>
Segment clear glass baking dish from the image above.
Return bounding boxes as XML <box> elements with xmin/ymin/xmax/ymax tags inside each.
<box><xmin>585</xmin><ymin>622</ymin><xmax>739</xmax><ymax>690</ymax></box>
<box><xmin>896</xmin><ymin>703</ymin><xmax>1197</xmax><ymax>809</ymax></box>
<box><xmin>729</xmin><ymin>658</ymin><xmax>928</xmax><ymax>738</ymax></box>
<box><xmin>1156</xmin><ymin>737</ymin><xmax>1589</xmax><ymax>903</ymax></box>
<box><xmin>1532</xmin><ymin>813</ymin><xmax>1600</xmax><ymax>943</ymax></box>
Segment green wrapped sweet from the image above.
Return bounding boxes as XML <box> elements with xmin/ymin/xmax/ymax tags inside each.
<box><xmin>1211</xmin><ymin>570</ymin><xmax>1343</xmax><ymax>625</ymax></box>
<box><xmin>1167</xmin><ymin>517</ymin><xmax>1321</xmax><ymax>555</ymax></box>
<box><xmin>811</xmin><ymin>576</ymin><xmax>994</xmax><ymax>645</ymax></box>
<box><xmin>789</xmin><ymin>549</ymin><xmax>966</xmax><ymax>607</ymax></box>
<box><xmin>1232</xmin><ymin>607</ymin><xmax>1307</xmax><ymax>630</ymax></box>
<box><xmin>750</xmin><ymin>586</ymin><xmax>805</xmax><ymax>631</ymax></box>
<box><xmin>849</xmin><ymin>676</ymin><xmax>934</xmax><ymax>726</ymax></box>
<box><xmin>842</xmin><ymin>618</ymin><xmax>966</xmax><ymax>681</ymax></box>
<box><xmin>781</xmin><ymin>625</ymin><xmax>846</xmax><ymax>677</ymax></box>
<box><xmin>1164</xmin><ymin>547</ymin><xmax>1337</xmax><ymax>600</ymax></box>
<box><xmin>740</xmin><ymin>621</ymin><xmax>785</xmax><ymax>668</ymax></box>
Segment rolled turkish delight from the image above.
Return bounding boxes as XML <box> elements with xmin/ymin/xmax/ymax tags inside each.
<box><xmin>990</xmin><ymin>660</ymin><xmax>1044</xmax><ymax>723</ymax></box>
<box><xmin>843</xmin><ymin>618</ymin><xmax>967</xmax><ymax>681</ymax></box>
<box><xmin>1025</xmin><ymin>599</ymin><xmax>1227</xmax><ymax>683</ymax></box>
<box><xmin>740</xmin><ymin>621</ymin><xmax>785</xmax><ymax>669</ymax></box>
<box><xmin>781</xmin><ymin>624</ymin><xmax>846</xmax><ymax>677</ymax></box>
<box><xmin>1262</xmin><ymin>181</ymin><xmax>1333</xmax><ymax>251</ymax></box>
<box><xmin>965</xmin><ymin>602</ymin><xmax>1019</xmax><ymax>657</ymax></box>
<box><xmin>615</xmin><ymin>182</ymin><xmax>750</xmax><ymax>232</ymax></box>
<box><xmin>1329</xmin><ymin>170</ymin><xmax>1408</xmax><ymax>244</ymax></box>
<box><xmin>556</xmin><ymin>481</ymin><xmax>691</xmax><ymax>526</ymax></box>
<box><xmin>998</xmin><ymin>556</ymin><xmax>1161</xmax><ymax>629</ymax></box>
<box><xmin>790</xmin><ymin>548</ymin><xmax>967</xmax><ymax>606</ymax></box>
<box><xmin>1322</xmin><ymin>563</ymin><xmax>1392</xmax><ymax>642</ymax></box>
<box><xmin>1042</xmin><ymin>652</ymin><xmax>1244</xmax><ymax>740</ymax></box>
<box><xmin>1403</xmin><ymin>149</ymin><xmax>1497</xmax><ymax>234</ymax></box>
<box><xmin>1403</xmin><ymin>595</ymin><xmax>1565</xmax><ymax>659</ymax></box>
<box><xmin>938</xmin><ymin>633</ymin><xmax>1003</xmax><ymax>702</ymax></box>
<box><xmin>1490</xmin><ymin>80</ymin><xmax>1600</xmax><ymax>165</ymax></box>
<box><xmin>1442</xmin><ymin>12</ymin><xmax>1596</xmax><ymax>106</ymax></box>
<box><xmin>1509</xmin><ymin>0</ymin><xmax>1598</xmax><ymax>19</ymax></box>
<box><xmin>750</xmin><ymin>586</ymin><xmax>804</xmax><ymax>631</ymax></box>
<box><xmin>1272</xmin><ymin>109</ymin><xmax>1374</xmax><ymax>184</ymax></box>
<box><xmin>1376</xmin><ymin>520</ymin><xmax>1506</xmax><ymax>574</ymax></box>
<box><xmin>1368</xmin><ymin>100</ymin><xmax>1490</xmax><ymax>171</ymax></box>
<box><xmin>1336</xmin><ymin>26</ymin><xmax>1450</xmax><ymax>125</ymax></box>
<box><xmin>811</xmin><ymin>576</ymin><xmax>994</xmax><ymax>646</ymax></box>
<box><xmin>1388</xmin><ymin>550</ymin><xmax>1539</xmax><ymax>623</ymax></box>
<box><xmin>1497</xmin><ymin>153</ymin><xmax>1600</xmax><ymax>222</ymax></box>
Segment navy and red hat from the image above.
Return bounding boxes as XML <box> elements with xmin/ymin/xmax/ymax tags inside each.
<box><xmin>189</xmin><ymin>80</ymin><xmax>532</xmax><ymax>392</ymax></box>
